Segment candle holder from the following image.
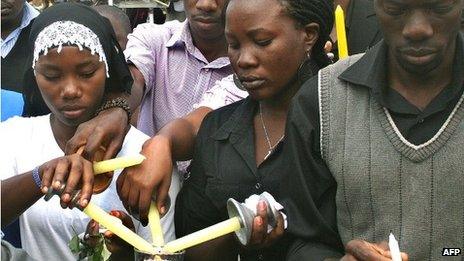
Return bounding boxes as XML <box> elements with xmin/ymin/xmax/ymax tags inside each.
<box><xmin>226</xmin><ymin>192</ymin><xmax>280</xmax><ymax>245</ymax></box>
<box><xmin>134</xmin><ymin>248</ymin><xmax>185</xmax><ymax>261</ymax></box>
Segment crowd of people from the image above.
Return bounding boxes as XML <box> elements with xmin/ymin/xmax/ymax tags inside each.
<box><xmin>1</xmin><ymin>0</ymin><xmax>463</xmax><ymax>260</ymax></box>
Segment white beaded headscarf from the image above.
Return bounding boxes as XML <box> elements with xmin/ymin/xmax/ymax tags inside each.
<box><xmin>32</xmin><ymin>20</ymin><xmax>109</xmax><ymax>77</ymax></box>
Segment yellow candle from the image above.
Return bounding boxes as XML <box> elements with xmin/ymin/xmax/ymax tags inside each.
<box><xmin>149</xmin><ymin>202</ymin><xmax>165</xmax><ymax>247</ymax></box>
<box><xmin>335</xmin><ymin>5</ymin><xmax>349</xmax><ymax>59</ymax></box>
<box><xmin>163</xmin><ymin>217</ymin><xmax>242</xmax><ymax>253</ymax></box>
<box><xmin>93</xmin><ymin>154</ymin><xmax>146</xmax><ymax>175</ymax></box>
<box><xmin>82</xmin><ymin>202</ymin><xmax>156</xmax><ymax>254</ymax></box>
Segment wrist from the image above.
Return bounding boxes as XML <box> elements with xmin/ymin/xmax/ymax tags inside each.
<box><xmin>31</xmin><ymin>166</ymin><xmax>42</xmax><ymax>189</ymax></box>
<box><xmin>96</xmin><ymin>98</ymin><xmax>131</xmax><ymax>124</ymax></box>
<box><xmin>142</xmin><ymin>135</ymin><xmax>173</xmax><ymax>160</ymax></box>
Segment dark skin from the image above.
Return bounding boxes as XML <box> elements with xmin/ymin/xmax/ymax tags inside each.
<box><xmin>116</xmin><ymin>0</ymin><xmax>230</xmax><ymax>225</ymax></box>
<box><xmin>1</xmin><ymin>47</ymin><xmax>106</xmax><ymax>226</ymax></box>
<box><xmin>183</xmin><ymin>0</ymin><xmax>319</xmax><ymax>259</ymax></box>
<box><xmin>1</xmin><ymin>0</ymin><xmax>24</xmax><ymax>39</ymax></box>
<box><xmin>336</xmin><ymin>0</ymin><xmax>463</xmax><ymax>259</ymax></box>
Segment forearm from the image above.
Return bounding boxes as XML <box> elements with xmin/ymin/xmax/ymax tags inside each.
<box><xmin>184</xmin><ymin>234</ymin><xmax>238</xmax><ymax>261</ymax></box>
<box><xmin>1</xmin><ymin>172</ymin><xmax>43</xmax><ymax>227</ymax></box>
<box><xmin>147</xmin><ymin>107</ymin><xmax>212</xmax><ymax>161</ymax></box>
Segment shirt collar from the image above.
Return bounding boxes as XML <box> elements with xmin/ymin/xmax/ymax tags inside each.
<box><xmin>339</xmin><ymin>34</ymin><xmax>464</xmax><ymax>113</ymax></box>
<box><xmin>165</xmin><ymin>20</ymin><xmax>230</xmax><ymax>67</ymax></box>
<box><xmin>20</xmin><ymin>3</ymin><xmax>39</xmax><ymax>31</ymax></box>
<box><xmin>212</xmin><ymin>97</ymin><xmax>257</xmax><ymax>141</ymax></box>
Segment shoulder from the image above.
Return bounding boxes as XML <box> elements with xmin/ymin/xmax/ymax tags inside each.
<box><xmin>203</xmin><ymin>99</ymin><xmax>246</xmax><ymax>127</ymax></box>
<box><xmin>130</xmin><ymin>20</ymin><xmax>183</xmax><ymax>44</ymax></box>
<box><xmin>0</xmin><ymin>115</ymin><xmax>48</xmax><ymax>134</ymax></box>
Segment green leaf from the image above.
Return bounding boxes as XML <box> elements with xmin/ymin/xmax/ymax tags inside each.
<box><xmin>69</xmin><ymin>234</ymin><xmax>81</xmax><ymax>254</ymax></box>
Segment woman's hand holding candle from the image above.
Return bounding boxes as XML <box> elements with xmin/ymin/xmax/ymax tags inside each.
<box><xmin>340</xmin><ymin>239</ymin><xmax>409</xmax><ymax>261</ymax></box>
<box><xmin>248</xmin><ymin>200</ymin><xmax>285</xmax><ymax>249</ymax></box>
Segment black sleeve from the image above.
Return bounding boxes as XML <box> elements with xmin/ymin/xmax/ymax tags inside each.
<box><xmin>174</xmin><ymin>114</ymin><xmax>222</xmax><ymax>237</ymax></box>
<box><xmin>280</xmin><ymin>76</ymin><xmax>345</xmax><ymax>260</ymax></box>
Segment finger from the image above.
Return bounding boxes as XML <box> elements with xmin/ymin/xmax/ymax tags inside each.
<box><xmin>83</xmin><ymin>127</ymin><xmax>107</xmax><ymax>160</ymax></box>
<box><xmin>78</xmin><ymin>160</ymin><xmax>94</xmax><ymax>208</ymax></box>
<box><xmin>128</xmin><ymin>185</ymin><xmax>140</xmax><ymax>219</ymax></box>
<box><xmin>103</xmin><ymin>137</ymin><xmax>124</xmax><ymax>160</ymax></box>
<box><xmin>40</xmin><ymin>164</ymin><xmax>54</xmax><ymax>193</ymax></box>
<box><xmin>256</xmin><ymin>201</ymin><xmax>268</xmax><ymax>228</ymax></box>
<box><xmin>346</xmin><ymin>240</ymin><xmax>390</xmax><ymax>261</ymax></box>
<box><xmin>65</xmin><ymin>127</ymin><xmax>87</xmax><ymax>155</ymax></box>
<box><xmin>340</xmin><ymin>254</ymin><xmax>358</xmax><ymax>261</ymax></box>
<box><xmin>110</xmin><ymin>210</ymin><xmax>135</xmax><ymax>230</ymax></box>
<box><xmin>249</xmin><ymin>216</ymin><xmax>266</xmax><ymax>245</ymax></box>
<box><xmin>137</xmin><ymin>188</ymin><xmax>152</xmax><ymax>226</ymax></box>
<box><xmin>156</xmin><ymin>174</ymin><xmax>171</xmax><ymax>215</ymax></box>
<box><xmin>265</xmin><ymin>211</ymin><xmax>285</xmax><ymax>245</ymax></box>
<box><xmin>324</xmin><ymin>40</ymin><xmax>333</xmax><ymax>53</ymax></box>
<box><xmin>61</xmin><ymin>157</ymin><xmax>83</xmax><ymax>205</ymax></box>
<box><xmin>52</xmin><ymin>158</ymin><xmax>70</xmax><ymax>190</ymax></box>
<box><xmin>86</xmin><ymin>220</ymin><xmax>100</xmax><ymax>236</ymax></box>
<box><xmin>118</xmin><ymin>173</ymin><xmax>132</xmax><ymax>213</ymax></box>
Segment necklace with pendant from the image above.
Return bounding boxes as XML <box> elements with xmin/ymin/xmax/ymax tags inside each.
<box><xmin>259</xmin><ymin>103</ymin><xmax>284</xmax><ymax>160</ymax></box>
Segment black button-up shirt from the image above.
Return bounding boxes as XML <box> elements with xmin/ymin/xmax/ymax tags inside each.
<box><xmin>282</xmin><ymin>33</ymin><xmax>464</xmax><ymax>260</ymax></box>
<box><xmin>175</xmin><ymin>97</ymin><xmax>289</xmax><ymax>260</ymax></box>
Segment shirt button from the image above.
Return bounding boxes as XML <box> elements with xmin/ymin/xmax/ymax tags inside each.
<box><xmin>257</xmin><ymin>254</ymin><xmax>264</xmax><ymax>260</ymax></box>
<box><xmin>255</xmin><ymin>183</ymin><xmax>262</xmax><ymax>190</ymax></box>
<box><xmin>419</xmin><ymin>118</ymin><xmax>424</xmax><ymax>123</ymax></box>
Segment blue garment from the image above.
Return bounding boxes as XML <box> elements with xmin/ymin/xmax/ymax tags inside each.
<box><xmin>1</xmin><ymin>2</ymin><xmax>39</xmax><ymax>58</ymax></box>
<box><xmin>1</xmin><ymin>90</ymin><xmax>24</xmax><ymax>121</ymax></box>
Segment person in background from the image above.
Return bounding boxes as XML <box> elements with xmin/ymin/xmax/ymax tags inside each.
<box><xmin>175</xmin><ymin>0</ymin><xmax>333</xmax><ymax>260</ymax></box>
<box><xmin>0</xmin><ymin>4</ymin><xmax>176</xmax><ymax>260</ymax></box>
<box><xmin>281</xmin><ymin>0</ymin><xmax>463</xmax><ymax>259</ymax></box>
<box><xmin>1</xmin><ymin>0</ymin><xmax>39</xmax><ymax>93</ymax></box>
<box><xmin>93</xmin><ymin>5</ymin><xmax>132</xmax><ymax>50</ymax></box>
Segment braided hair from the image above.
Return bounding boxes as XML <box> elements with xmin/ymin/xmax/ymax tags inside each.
<box><xmin>278</xmin><ymin>0</ymin><xmax>334</xmax><ymax>70</ymax></box>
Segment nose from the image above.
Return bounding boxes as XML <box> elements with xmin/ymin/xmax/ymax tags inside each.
<box><xmin>236</xmin><ymin>48</ymin><xmax>259</xmax><ymax>70</ymax></box>
<box><xmin>402</xmin><ymin>10</ymin><xmax>433</xmax><ymax>42</ymax></box>
<box><xmin>61</xmin><ymin>78</ymin><xmax>82</xmax><ymax>100</ymax></box>
<box><xmin>195</xmin><ymin>0</ymin><xmax>218</xmax><ymax>13</ymax></box>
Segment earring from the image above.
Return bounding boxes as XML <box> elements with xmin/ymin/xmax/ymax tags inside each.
<box><xmin>233</xmin><ymin>73</ymin><xmax>246</xmax><ymax>91</ymax></box>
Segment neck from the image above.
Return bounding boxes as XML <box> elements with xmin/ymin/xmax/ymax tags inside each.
<box><xmin>388</xmin><ymin>42</ymin><xmax>456</xmax><ymax>110</ymax></box>
<box><xmin>259</xmin><ymin>80</ymin><xmax>301</xmax><ymax>120</ymax></box>
<box><xmin>1</xmin><ymin>10</ymin><xmax>24</xmax><ymax>40</ymax></box>
<box><xmin>50</xmin><ymin>115</ymin><xmax>78</xmax><ymax>151</ymax></box>
<box><xmin>189</xmin><ymin>27</ymin><xmax>228</xmax><ymax>62</ymax></box>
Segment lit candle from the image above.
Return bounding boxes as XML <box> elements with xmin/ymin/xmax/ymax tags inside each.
<box><xmin>335</xmin><ymin>5</ymin><xmax>349</xmax><ymax>59</ymax></box>
<box><xmin>149</xmin><ymin>202</ymin><xmax>165</xmax><ymax>247</ymax></box>
<box><xmin>163</xmin><ymin>217</ymin><xmax>242</xmax><ymax>253</ymax></box>
<box><xmin>93</xmin><ymin>154</ymin><xmax>146</xmax><ymax>175</ymax></box>
<box><xmin>389</xmin><ymin>233</ymin><xmax>402</xmax><ymax>261</ymax></box>
<box><xmin>82</xmin><ymin>202</ymin><xmax>156</xmax><ymax>254</ymax></box>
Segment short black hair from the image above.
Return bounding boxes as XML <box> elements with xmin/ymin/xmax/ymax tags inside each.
<box><xmin>93</xmin><ymin>5</ymin><xmax>131</xmax><ymax>36</ymax></box>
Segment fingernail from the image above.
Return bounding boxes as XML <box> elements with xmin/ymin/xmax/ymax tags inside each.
<box><xmin>80</xmin><ymin>199</ymin><xmax>88</xmax><ymax>207</ymax></box>
<box><xmin>259</xmin><ymin>201</ymin><xmax>266</xmax><ymax>211</ymax></box>
<box><xmin>53</xmin><ymin>180</ymin><xmax>61</xmax><ymax>188</ymax></box>
<box><xmin>256</xmin><ymin>217</ymin><xmax>263</xmax><ymax>226</ymax></box>
<box><xmin>160</xmin><ymin>206</ymin><xmax>166</xmax><ymax>215</ymax></box>
<box><xmin>41</xmin><ymin>186</ymin><xmax>48</xmax><ymax>193</ymax></box>
<box><xmin>62</xmin><ymin>193</ymin><xmax>70</xmax><ymax>202</ymax></box>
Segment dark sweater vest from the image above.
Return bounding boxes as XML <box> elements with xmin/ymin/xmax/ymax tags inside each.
<box><xmin>1</xmin><ymin>22</ymin><xmax>33</xmax><ymax>93</ymax></box>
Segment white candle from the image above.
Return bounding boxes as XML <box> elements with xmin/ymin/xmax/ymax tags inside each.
<box><xmin>163</xmin><ymin>217</ymin><xmax>242</xmax><ymax>253</ymax></box>
<box><xmin>93</xmin><ymin>154</ymin><xmax>145</xmax><ymax>175</ymax></box>
<box><xmin>83</xmin><ymin>202</ymin><xmax>156</xmax><ymax>254</ymax></box>
<box><xmin>389</xmin><ymin>232</ymin><xmax>402</xmax><ymax>261</ymax></box>
<box><xmin>149</xmin><ymin>202</ymin><xmax>165</xmax><ymax>247</ymax></box>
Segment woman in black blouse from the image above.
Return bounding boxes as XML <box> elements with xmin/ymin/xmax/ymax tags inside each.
<box><xmin>175</xmin><ymin>0</ymin><xmax>333</xmax><ymax>260</ymax></box>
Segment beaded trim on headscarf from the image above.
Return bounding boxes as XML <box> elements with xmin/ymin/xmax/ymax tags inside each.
<box><xmin>32</xmin><ymin>20</ymin><xmax>109</xmax><ymax>77</ymax></box>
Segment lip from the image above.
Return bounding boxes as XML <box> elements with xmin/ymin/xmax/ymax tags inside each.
<box><xmin>61</xmin><ymin>108</ymin><xmax>86</xmax><ymax>119</ymax></box>
<box><xmin>239</xmin><ymin>76</ymin><xmax>266</xmax><ymax>90</ymax></box>
<box><xmin>400</xmin><ymin>48</ymin><xmax>437</xmax><ymax>64</ymax></box>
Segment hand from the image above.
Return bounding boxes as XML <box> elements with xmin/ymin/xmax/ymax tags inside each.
<box><xmin>247</xmin><ymin>200</ymin><xmax>285</xmax><ymax>249</ymax></box>
<box><xmin>40</xmin><ymin>153</ymin><xmax>94</xmax><ymax>209</ymax></box>
<box><xmin>84</xmin><ymin>210</ymin><xmax>135</xmax><ymax>260</ymax></box>
<box><xmin>65</xmin><ymin>107</ymin><xmax>130</xmax><ymax>160</ymax></box>
<box><xmin>341</xmin><ymin>240</ymin><xmax>409</xmax><ymax>261</ymax></box>
<box><xmin>117</xmin><ymin>136</ymin><xmax>173</xmax><ymax>225</ymax></box>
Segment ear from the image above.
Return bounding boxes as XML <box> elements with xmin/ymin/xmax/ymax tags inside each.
<box><xmin>303</xmin><ymin>23</ymin><xmax>320</xmax><ymax>53</ymax></box>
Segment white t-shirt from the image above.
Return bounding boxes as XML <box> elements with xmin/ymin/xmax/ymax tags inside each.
<box><xmin>0</xmin><ymin>115</ymin><xmax>180</xmax><ymax>260</ymax></box>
